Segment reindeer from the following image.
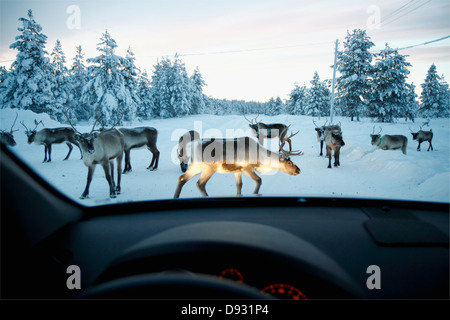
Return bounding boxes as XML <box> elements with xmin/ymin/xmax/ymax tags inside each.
<box><xmin>21</xmin><ymin>119</ymin><xmax>82</xmax><ymax>162</ymax></box>
<box><xmin>370</xmin><ymin>127</ymin><xmax>408</xmax><ymax>155</ymax></box>
<box><xmin>118</xmin><ymin>127</ymin><xmax>160</xmax><ymax>173</ymax></box>
<box><xmin>409</xmin><ymin>126</ymin><xmax>433</xmax><ymax>151</ymax></box>
<box><xmin>0</xmin><ymin>112</ymin><xmax>18</xmax><ymax>147</ymax></box>
<box><xmin>66</xmin><ymin>112</ymin><xmax>125</xmax><ymax>199</ymax></box>
<box><xmin>324</xmin><ymin>129</ymin><xmax>345</xmax><ymax>168</ymax></box>
<box><xmin>313</xmin><ymin>120</ymin><xmax>342</xmax><ymax>157</ymax></box>
<box><xmin>173</xmin><ymin>136</ymin><xmax>302</xmax><ymax>198</ymax></box>
<box><xmin>244</xmin><ymin>114</ymin><xmax>298</xmax><ymax>152</ymax></box>
<box><xmin>177</xmin><ymin>130</ymin><xmax>201</xmax><ymax>172</ymax></box>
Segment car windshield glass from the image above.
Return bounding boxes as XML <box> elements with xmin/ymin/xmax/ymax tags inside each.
<box><xmin>1</xmin><ymin>0</ymin><xmax>449</xmax><ymax>207</ymax></box>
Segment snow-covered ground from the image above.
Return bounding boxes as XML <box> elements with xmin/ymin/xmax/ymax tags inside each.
<box><xmin>1</xmin><ymin>108</ymin><xmax>449</xmax><ymax>206</ymax></box>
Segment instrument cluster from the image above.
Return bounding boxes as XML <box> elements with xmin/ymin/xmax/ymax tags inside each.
<box><xmin>218</xmin><ymin>268</ymin><xmax>308</xmax><ymax>300</ymax></box>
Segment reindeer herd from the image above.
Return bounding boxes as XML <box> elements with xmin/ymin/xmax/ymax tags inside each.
<box><xmin>1</xmin><ymin>111</ymin><xmax>436</xmax><ymax>199</ymax></box>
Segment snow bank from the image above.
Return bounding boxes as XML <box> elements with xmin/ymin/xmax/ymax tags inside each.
<box><xmin>1</xmin><ymin>108</ymin><xmax>449</xmax><ymax>206</ymax></box>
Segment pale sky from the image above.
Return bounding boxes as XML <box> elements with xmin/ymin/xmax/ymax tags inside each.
<box><xmin>0</xmin><ymin>0</ymin><xmax>449</xmax><ymax>102</ymax></box>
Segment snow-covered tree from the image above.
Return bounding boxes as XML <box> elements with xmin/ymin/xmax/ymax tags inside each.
<box><xmin>121</xmin><ymin>46</ymin><xmax>140</xmax><ymax>122</ymax></box>
<box><xmin>136</xmin><ymin>69</ymin><xmax>155</xmax><ymax>120</ymax></box>
<box><xmin>49</xmin><ymin>40</ymin><xmax>70</xmax><ymax>121</ymax></box>
<box><xmin>190</xmin><ymin>67</ymin><xmax>207</xmax><ymax>114</ymax></box>
<box><xmin>403</xmin><ymin>83</ymin><xmax>418</xmax><ymax>122</ymax></box>
<box><xmin>438</xmin><ymin>76</ymin><xmax>450</xmax><ymax>117</ymax></box>
<box><xmin>336</xmin><ymin>29</ymin><xmax>374</xmax><ymax>121</ymax></box>
<box><xmin>287</xmin><ymin>84</ymin><xmax>307</xmax><ymax>115</ymax></box>
<box><xmin>0</xmin><ymin>10</ymin><xmax>54</xmax><ymax>114</ymax></box>
<box><xmin>369</xmin><ymin>44</ymin><xmax>412</xmax><ymax>122</ymax></box>
<box><xmin>305</xmin><ymin>72</ymin><xmax>330</xmax><ymax>118</ymax></box>
<box><xmin>419</xmin><ymin>65</ymin><xmax>449</xmax><ymax>118</ymax></box>
<box><xmin>151</xmin><ymin>55</ymin><xmax>192</xmax><ymax>118</ymax></box>
<box><xmin>81</xmin><ymin>30</ymin><xmax>134</xmax><ymax>125</ymax></box>
<box><xmin>267</xmin><ymin>96</ymin><xmax>284</xmax><ymax>116</ymax></box>
<box><xmin>69</xmin><ymin>45</ymin><xmax>89</xmax><ymax>121</ymax></box>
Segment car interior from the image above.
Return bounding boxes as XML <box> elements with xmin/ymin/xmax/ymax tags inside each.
<box><xmin>1</xmin><ymin>143</ymin><xmax>449</xmax><ymax>300</ymax></box>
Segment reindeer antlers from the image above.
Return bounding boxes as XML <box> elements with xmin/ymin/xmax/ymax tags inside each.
<box><xmin>10</xmin><ymin>112</ymin><xmax>18</xmax><ymax>133</ymax></box>
<box><xmin>372</xmin><ymin>126</ymin><xmax>382</xmax><ymax>135</ymax></box>
<box><xmin>244</xmin><ymin>114</ymin><xmax>260</xmax><ymax>125</ymax></box>
<box><xmin>64</xmin><ymin>109</ymin><xmax>82</xmax><ymax>134</ymax></box>
<box><xmin>280</xmin><ymin>148</ymin><xmax>303</xmax><ymax>157</ymax></box>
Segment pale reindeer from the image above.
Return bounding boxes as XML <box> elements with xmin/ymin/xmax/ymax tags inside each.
<box><xmin>370</xmin><ymin>126</ymin><xmax>408</xmax><ymax>155</ymax></box>
<box><xmin>174</xmin><ymin>136</ymin><xmax>302</xmax><ymax>198</ymax></box>
<box><xmin>177</xmin><ymin>130</ymin><xmax>201</xmax><ymax>172</ymax></box>
<box><xmin>66</xmin><ymin>111</ymin><xmax>125</xmax><ymax>199</ymax></box>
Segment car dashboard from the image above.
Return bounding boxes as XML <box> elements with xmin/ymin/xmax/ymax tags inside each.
<box><xmin>1</xmin><ymin>144</ymin><xmax>449</xmax><ymax>302</ymax></box>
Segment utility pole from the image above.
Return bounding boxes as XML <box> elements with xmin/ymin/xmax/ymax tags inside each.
<box><xmin>330</xmin><ymin>39</ymin><xmax>338</xmax><ymax>124</ymax></box>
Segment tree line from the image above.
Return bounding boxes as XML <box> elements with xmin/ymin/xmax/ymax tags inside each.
<box><xmin>0</xmin><ymin>11</ymin><xmax>448</xmax><ymax>125</ymax></box>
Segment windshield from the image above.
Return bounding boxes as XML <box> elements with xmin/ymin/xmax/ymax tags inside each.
<box><xmin>1</xmin><ymin>0</ymin><xmax>449</xmax><ymax>206</ymax></box>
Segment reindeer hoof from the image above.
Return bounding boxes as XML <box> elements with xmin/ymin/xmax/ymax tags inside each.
<box><xmin>110</xmin><ymin>194</ymin><xmax>117</xmax><ymax>198</ymax></box>
<box><xmin>80</xmin><ymin>194</ymin><xmax>89</xmax><ymax>199</ymax></box>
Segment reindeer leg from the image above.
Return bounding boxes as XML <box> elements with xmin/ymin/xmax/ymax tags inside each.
<box><xmin>174</xmin><ymin>164</ymin><xmax>202</xmax><ymax>198</ymax></box>
<box><xmin>334</xmin><ymin>148</ymin><xmax>340</xmax><ymax>167</ymax></box>
<box><xmin>43</xmin><ymin>145</ymin><xmax>48</xmax><ymax>162</ymax></box>
<box><xmin>64</xmin><ymin>143</ymin><xmax>73</xmax><ymax>160</ymax></box>
<box><xmin>147</xmin><ymin>146</ymin><xmax>160</xmax><ymax>170</ymax></box>
<box><xmin>102</xmin><ymin>162</ymin><xmax>116</xmax><ymax>198</ymax></box>
<box><xmin>81</xmin><ymin>165</ymin><xmax>95</xmax><ymax>199</ymax></box>
<box><xmin>196</xmin><ymin>166</ymin><xmax>215</xmax><ymax>197</ymax></box>
<box><xmin>417</xmin><ymin>141</ymin><xmax>421</xmax><ymax>151</ymax></box>
<box><xmin>110</xmin><ymin>160</ymin><xmax>116</xmax><ymax>190</ymax></box>
<box><xmin>47</xmin><ymin>144</ymin><xmax>52</xmax><ymax>162</ymax></box>
<box><xmin>234</xmin><ymin>172</ymin><xmax>243</xmax><ymax>196</ymax></box>
<box><xmin>327</xmin><ymin>146</ymin><xmax>332</xmax><ymax>168</ymax></box>
<box><xmin>116</xmin><ymin>153</ymin><xmax>122</xmax><ymax>193</ymax></box>
<box><xmin>123</xmin><ymin>149</ymin><xmax>131</xmax><ymax>173</ymax></box>
<box><xmin>320</xmin><ymin>141</ymin><xmax>324</xmax><ymax>156</ymax></box>
<box><xmin>243</xmin><ymin>168</ymin><xmax>262</xmax><ymax>195</ymax></box>
<box><xmin>428</xmin><ymin>141</ymin><xmax>433</xmax><ymax>151</ymax></box>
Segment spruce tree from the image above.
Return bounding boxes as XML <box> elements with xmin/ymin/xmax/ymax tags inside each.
<box><xmin>81</xmin><ymin>30</ymin><xmax>133</xmax><ymax>125</ymax></box>
<box><xmin>369</xmin><ymin>44</ymin><xmax>411</xmax><ymax>122</ymax></box>
<box><xmin>1</xmin><ymin>10</ymin><xmax>54</xmax><ymax>114</ymax></box>
<box><xmin>336</xmin><ymin>29</ymin><xmax>374</xmax><ymax>121</ymax></box>
<box><xmin>419</xmin><ymin>64</ymin><xmax>448</xmax><ymax>118</ymax></box>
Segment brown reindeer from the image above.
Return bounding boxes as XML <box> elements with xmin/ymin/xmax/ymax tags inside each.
<box><xmin>410</xmin><ymin>126</ymin><xmax>433</xmax><ymax>151</ymax></box>
<box><xmin>21</xmin><ymin>119</ymin><xmax>82</xmax><ymax>162</ymax></box>
<box><xmin>313</xmin><ymin>120</ymin><xmax>342</xmax><ymax>157</ymax></box>
<box><xmin>174</xmin><ymin>136</ymin><xmax>302</xmax><ymax>198</ymax></box>
<box><xmin>324</xmin><ymin>129</ymin><xmax>345</xmax><ymax>168</ymax></box>
<box><xmin>0</xmin><ymin>112</ymin><xmax>18</xmax><ymax>147</ymax></box>
<box><xmin>244</xmin><ymin>115</ymin><xmax>298</xmax><ymax>152</ymax></box>
<box><xmin>119</xmin><ymin>127</ymin><xmax>160</xmax><ymax>173</ymax></box>
<box><xmin>67</xmin><ymin>112</ymin><xmax>125</xmax><ymax>199</ymax></box>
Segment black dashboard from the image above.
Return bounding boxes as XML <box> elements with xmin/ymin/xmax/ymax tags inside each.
<box><xmin>1</xmin><ymin>144</ymin><xmax>449</xmax><ymax>302</ymax></box>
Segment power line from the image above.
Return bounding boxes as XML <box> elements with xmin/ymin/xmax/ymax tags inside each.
<box><xmin>381</xmin><ymin>0</ymin><xmax>432</xmax><ymax>28</ymax></box>
<box><xmin>398</xmin><ymin>35</ymin><xmax>450</xmax><ymax>50</ymax></box>
<box><xmin>178</xmin><ymin>41</ymin><xmax>331</xmax><ymax>57</ymax></box>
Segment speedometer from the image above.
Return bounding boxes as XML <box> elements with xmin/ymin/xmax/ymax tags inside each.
<box><xmin>261</xmin><ymin>283</ymin><xmax>307</xmax><ymax>300</ymax></box>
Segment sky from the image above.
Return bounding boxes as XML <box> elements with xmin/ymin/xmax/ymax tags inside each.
<box><xmin>0</xmin><ymin>0</ymin><xmax>449</xmax><ymax>102</ymax></box>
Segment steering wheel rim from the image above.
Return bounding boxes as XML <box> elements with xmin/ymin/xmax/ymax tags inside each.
<box><xmin>78</xmin><ymin>272</ymin><xmax>274</xmax><ymax>299</ymax></box>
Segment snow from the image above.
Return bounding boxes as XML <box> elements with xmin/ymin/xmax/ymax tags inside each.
<box><xmin>1</xmin><ymin>108</ymin><xmax>449</xmax><ymax>206</ymax></box>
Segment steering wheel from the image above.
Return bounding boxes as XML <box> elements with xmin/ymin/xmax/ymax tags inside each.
<box><xmin>78</xmin><ymin>272</ymin><xmax>273</xmax><ymax>299</ymax></box>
